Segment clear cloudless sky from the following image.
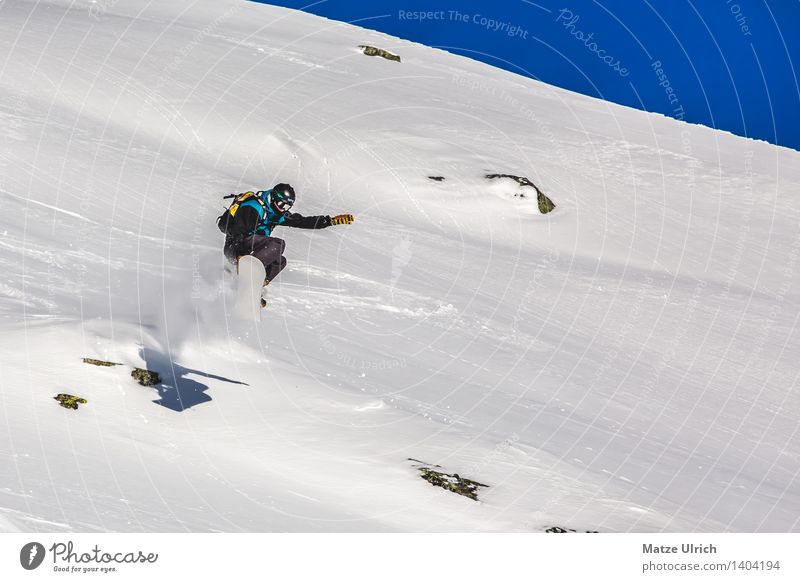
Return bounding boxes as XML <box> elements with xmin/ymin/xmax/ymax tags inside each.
<box><xmin>252</xmin><ymin>0</ymin><xmax>800</xmax><ymax>152</ymax></box>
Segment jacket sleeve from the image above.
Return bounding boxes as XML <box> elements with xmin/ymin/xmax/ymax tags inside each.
<box><xmin>226</xmin><ymin>205</ymin><xmax>260</xmax><ymax>237</ymax></box>
<box><xmin>281</xmin><ymin>212</ymin><xmax>332</xmax><ymax>229</ymax></box>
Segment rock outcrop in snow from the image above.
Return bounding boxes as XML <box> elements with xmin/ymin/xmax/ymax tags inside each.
<box><xmin>0</xmin><ymin>0</ymin><xmax>798</xmax><ymax>533</ymax></box>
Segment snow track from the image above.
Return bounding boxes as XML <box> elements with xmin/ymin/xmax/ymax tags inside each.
<box><xmin>0</xmin><ymin>0</ymin><xmax>799</xmax><ymax>532</ymax></box>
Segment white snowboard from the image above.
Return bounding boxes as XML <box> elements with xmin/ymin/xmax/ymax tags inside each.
<box><xmin>233</xmin><ymin>255</ymin><xmax>266</xmax><ymax>321</ymax></box>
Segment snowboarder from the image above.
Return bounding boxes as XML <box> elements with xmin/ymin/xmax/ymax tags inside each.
<box><xmin>218</xmin><ymin>183</ymin><xmax>354</xmax><ymax>292</ymax></box>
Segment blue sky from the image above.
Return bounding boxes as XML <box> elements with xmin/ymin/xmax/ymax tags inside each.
<box><xmin>254</xmin><ymin>0</ymin><xmax>800</xmax><ymax>152</ymax></box>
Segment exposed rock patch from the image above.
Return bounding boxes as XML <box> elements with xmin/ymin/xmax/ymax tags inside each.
<box><xmin>485</xmin><ymin>173</ymin><xmax>556</xmax><ymax>214</ymax></box>
<box><xmin>545</xmin><ymin>526</ymin><xmax>599</xmax><ymax>533</ymax></box>
<box><xmin>409</xmin><ymin>458</ymin><xmax>488</xmax><ymax>501</ymax></box>
<box><xmin>131</xmin><ymin>368</ymin><xmax>161</xmax><ymax>386</ymax></box>
<box><xmin>54</xmin><ymin>393</ymin><xmax>88</xmax><ymax>410</ymax></box>
<box><xmin>82</xmin><ymin>358</ymin><xmax>121</xmax><ymax>367</ymax></box>
<box><xmin>358</xmin><ymin>45</ymin><xmax>401</xmax><ymax>62</ymax></box>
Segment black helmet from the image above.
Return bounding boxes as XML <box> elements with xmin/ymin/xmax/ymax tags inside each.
<box><xmin>270</xmin><ymin>183</ymin><xmax>295</xmax><ymax>212</ymax></box>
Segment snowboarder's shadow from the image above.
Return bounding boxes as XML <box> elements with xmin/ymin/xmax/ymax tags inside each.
<box><xmin>140</xmin><ymin>348</ymin><xmax>248</xmax><ymax>412</ymax></box>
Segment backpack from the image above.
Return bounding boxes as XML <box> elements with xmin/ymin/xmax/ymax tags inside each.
<box><xmin>216</xmin><ymin>191</ymin><xmax>267</xmax><ymax>235</ymax></box>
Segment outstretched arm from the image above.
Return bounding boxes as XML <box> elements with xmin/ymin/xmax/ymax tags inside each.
<box><xmin>282</xmin><ymin>212</ymin><xmax>355</xmax><ymax>229</ymax></box>
<box><xmin>282</xmin><ymin>212</ymin><xmax>332</xmax><ymax>229</ymax></box>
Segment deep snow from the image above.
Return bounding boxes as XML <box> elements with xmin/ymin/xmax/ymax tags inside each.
<box><xmin>1</xmin><ymin>0</ymin><xmax>799</xmax><ymax>532</ymax></box>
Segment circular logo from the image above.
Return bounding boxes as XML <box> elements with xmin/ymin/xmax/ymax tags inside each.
<box><xmin>20</xmin><ymin>542</ymin><xmax>46</xmax><ymax>570</ymax></box>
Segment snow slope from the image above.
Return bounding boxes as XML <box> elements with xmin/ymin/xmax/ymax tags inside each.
<box><xmin>1</xmin><ymin>0</ymin><xmax>799</xmax><ymax>532</ymax></box>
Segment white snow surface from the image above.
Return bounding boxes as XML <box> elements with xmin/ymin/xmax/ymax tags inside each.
<box><xmin>1</xmin><ymin>0</ymin><xmax>799</xmax><ymax>533</ymax></box>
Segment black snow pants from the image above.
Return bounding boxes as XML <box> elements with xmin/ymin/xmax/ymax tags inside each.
<box><xmin>224</xmin><ymin>235</ymin><xmax>287</xmax><ymax>282</ymax></box>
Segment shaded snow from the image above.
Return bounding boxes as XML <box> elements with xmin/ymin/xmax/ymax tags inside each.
<box><xmin>0</xmin><ymin>0</ymin><xmax>799</xmax><ymax>532</ymax></box>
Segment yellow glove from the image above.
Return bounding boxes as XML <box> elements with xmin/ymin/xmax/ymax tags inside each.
<box><xmin>330</xmin><ymin>214</ymin><xmax>354</xmax><ymax>225</ymax></box>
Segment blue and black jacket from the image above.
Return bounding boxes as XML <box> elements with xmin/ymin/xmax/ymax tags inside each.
<box><xmin>224</xmin><ymin>190</ymin><xmax>332</xmax><ymax>239</ymax></box>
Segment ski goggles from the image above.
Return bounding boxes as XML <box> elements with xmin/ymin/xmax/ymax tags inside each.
<box><xmin>273</xmin><ymin>197</ymin><xmax>293</xmax><ymax>210</ymax></box>
<box><xmin>272</xmin><ymin>193</ymin><xmax>294</xmax><ymax>210</ymax></box>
